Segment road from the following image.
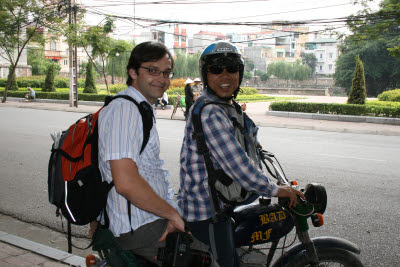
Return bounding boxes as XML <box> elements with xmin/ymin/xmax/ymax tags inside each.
<box><xmin>0</xmin><ymin>107</ymin><xmax>399</xmax><ymax>266</ymax></box>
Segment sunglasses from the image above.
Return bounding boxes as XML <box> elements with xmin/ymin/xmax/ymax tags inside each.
<box><xmin>207</xmin><ymin>65</ymin><xmax>240</xmax><ymax>75</ymax></box>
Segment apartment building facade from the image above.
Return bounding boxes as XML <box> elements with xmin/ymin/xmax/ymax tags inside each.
<box><xmin>303</xmin><ymin>38</ymin><xmax>338</xmax><ymax>75</ymax></box>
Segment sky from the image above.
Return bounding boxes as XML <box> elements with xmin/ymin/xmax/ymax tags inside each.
<box><xmin>80</xmin><ymin>0</ymin><xmax>382</xmax><ymax>39</ymax></box>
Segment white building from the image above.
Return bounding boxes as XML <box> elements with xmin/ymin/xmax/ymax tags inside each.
<box><xmin>303</xmin><ymin>38</ymin><xmax>339</xmax><ymax>75</ymax></box>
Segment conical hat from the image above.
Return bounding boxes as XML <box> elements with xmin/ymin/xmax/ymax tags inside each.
<box><xmin>184</xmin><ymin>78</ymin><xmax>194</xmax><ymax>84</ymax></box>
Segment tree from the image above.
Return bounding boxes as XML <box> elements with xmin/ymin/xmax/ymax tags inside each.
<box><xmin>71</xmin><ymin>18</ymin><xmax>123</xmax><ymax>95</ymax></box>
<box><xmin>347</xmin><ymin>55</ymin><xmax>367</xmax><ymax>104</ymax></box>
<box><xmin>42</xmin><ymin>63</ymin><xmax>57</xmax><ymax>92</ymax></box>
<box><xmin>300</xmin><ymin>52</ymin><xmax>317</xmax><ymax>74</ymax></box>
<box><xmin>7</xmin><ymin>64</ymin><xmax>19</xmax><ymax>91</ymax></box>
<box><xmin>0</xmin><ymin>0</ymin><xmax>61</xmax><ymax>102</ymax></box>
<box><xmin>267</xmin><ymin>61</ymin><xmax>312</xmax><ymax>81</ymax></box>
<box><xmin>244</xmin><ymin>58</ymin><xmax>255</xmax><ymax>72</ymax></box>
<box><xmin>334</xmin><ymin>39</ymin><xmax>400</xmax><ymax>96</ymax></box>
<box><xmin>346</xmin><ymin>0</ymin><xmax>400</xmax><ymax>60</ymax></box>
<box><xmin>171</xmin><ymin>51</ymin><xmax>201</xmax><ymax>78</ymax></box>
<box><xmin>105</xmin><ymin>39</ymin><xmax>135</xmax><ymax>82</ymax></box>
<box><xmin>27</xmin><ymin>47</ymin><xmax>56</xmax><ymax>75</ymax></box>
<box><xmin>84</xmin><ymin>61</ymin><xmax>96</xmax><ymax>93</ymax></box>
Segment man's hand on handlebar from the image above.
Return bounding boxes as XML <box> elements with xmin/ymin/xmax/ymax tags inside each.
<box><xmin>277</xmin><ymin>185</ymin><xmax>305</xmax><ymax>208</ymax></box>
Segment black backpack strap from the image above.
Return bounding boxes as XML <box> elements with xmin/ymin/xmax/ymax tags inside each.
<box><xmin>191</xmin><ymin>99</ymin><xmax>235</xmax><ymax>216</ymax></box>
<box><xmin>104</xmin><ymin>95</ymin><xmax>154</xmax><ymax>154</ymax></box>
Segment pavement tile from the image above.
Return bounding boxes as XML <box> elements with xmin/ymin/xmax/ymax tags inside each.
<box><xmin>16</xmin><ymin>252</ymin><xmax>48</xmax><ymax>265</ymax></box>
<box><xmin>0</xmin><ymin>243</ymin><xmax>25</xmax><ymax>256</ymax></box>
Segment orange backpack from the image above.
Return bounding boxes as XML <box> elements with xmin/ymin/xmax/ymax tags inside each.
<box><xmin>48</xmin><ymin>95</ymin><xmax>153</xmax><ymax>226</ymax></box>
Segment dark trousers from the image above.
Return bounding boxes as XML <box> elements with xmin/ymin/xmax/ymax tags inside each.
<box><xmin>155</xmin><ymin>99</ymin><xmax>167</xmax><ymax>107</ymax></box>
<box><xmin>187</xmin><ymin>216</ymin><xmax>239</xmax><ymax>267</ymax></box>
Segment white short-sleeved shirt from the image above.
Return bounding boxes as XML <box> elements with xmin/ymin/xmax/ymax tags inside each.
<box><xmin>98</xmin><ymin>86</ymin><xmax>179</xmax><ymax>236</ymax></box>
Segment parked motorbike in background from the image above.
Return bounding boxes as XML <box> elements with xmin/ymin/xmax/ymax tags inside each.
<box><xmin>86</xmin><ymin>149</ymin><xmax>364</xmax><ymax>267</ymax></box>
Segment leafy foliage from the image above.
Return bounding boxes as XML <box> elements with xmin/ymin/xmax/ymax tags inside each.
<box><xmin>0</xmin><ymin>0</ymin><xmax>63</xmax><ymax>101</ymax></box>
<box><xmin>346</xmin><ymin>0</ymin><xmax>400</xmax><ymax>59</ymax></box>
<box><xmin>377</xmin><ymin>88</ymin><xmax>400</xmax><ymax>102</ymax></box>
<box><xmin>173</xmin><ymin>51</ymin><xmax>201</xmax><ymax>78</ymax></box>
<box><xmin>244</xmin><ymin>58</ymin><xmax>255</xmax><ymax>72</ymax></box>
<box><xmin>42</xmin><ymin>64</ymin><xmax>58</xmax><ymax>92</ymax></box>
<box><xmin>270</xmin><ymin>101</ymin><xmax>400</xmax><ymax>118</ymax></box>
<box><xmin>334</xmin><ymin>39</ymin><xmax>400</xmax><ymax>96</ymax></box>
<box><xmin>84</xmin><ymin>61</ymin><xmax>97</xmax><ymax>93</ymax></box>
<box><xmin>300</xmin><ymin>52</ymin><xmax>317</xmax><ymax>74</ymax></box>
<box><xmin>347</xmin><ymin>55</ymin><xmax>367</xmax><ymax>104</ymax></box>
<box><xmin>267</xmin><ymin>61</ymin><xmax>312</xmax><ymax>81</ymax></box>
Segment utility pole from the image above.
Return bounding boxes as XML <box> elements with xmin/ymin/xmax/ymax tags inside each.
<box><xmin>68</xmin><ymin>0</ymin><xmax>78</xmax><ymax>107</ymax></box>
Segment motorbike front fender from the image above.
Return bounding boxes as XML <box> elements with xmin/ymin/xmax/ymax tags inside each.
<box><xmin>272</xmin><ymin>236</ymin><xmax>361</xmax><ymax>267</ymax></box>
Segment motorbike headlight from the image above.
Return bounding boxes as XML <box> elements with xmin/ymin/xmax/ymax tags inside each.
<box><xmin>304</xmin><ymin>183</ymin><xmax>327</xmax><ymax>214</ymax></box>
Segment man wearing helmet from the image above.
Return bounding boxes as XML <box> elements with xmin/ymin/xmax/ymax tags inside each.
<box><xmin>178</xmin><ymin>41</ymin><xmax>304</xmax><ymax>267</ymax></box>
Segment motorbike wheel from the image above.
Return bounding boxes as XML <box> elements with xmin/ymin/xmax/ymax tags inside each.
<box><xmin>283</xmin><ymin>248</ymin><xmax>364</xmax><ymax>267</ymax></box>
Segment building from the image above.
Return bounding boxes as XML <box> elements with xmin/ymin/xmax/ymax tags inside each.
<box><xmin>44</xmin><ymin>28</ymin><xmax>88</xmax><ymax>76</ymax></box>
<box><xmin>303</xmin><ymin>38</ymin><xmax>339</xmax><ymax>75</ymax></box>
<box><xmin>133</xmin><ymin>24</ymin><xmax>188</xmax><ymax>56</ymax></box>
<box><xmin>0</xmin><ymin>48</ymin><xmax>31</xmax><ymax>78</ymax></box>
<box><xmin>191</xmin><ymin>31</ymin><xmax>228</xmax><ymax>54</ymax></box>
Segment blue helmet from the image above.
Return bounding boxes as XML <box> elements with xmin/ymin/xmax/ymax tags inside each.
<box><xmin>199</xmin><ymin>41</ymin><xmax>245</xmax><ymax>99</ymax></box>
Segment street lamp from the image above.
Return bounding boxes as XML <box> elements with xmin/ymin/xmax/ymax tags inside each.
<box><xmin>111</xmin><ymin>52</ymin><xmax>119</xmax><ymax>85</ymax></box>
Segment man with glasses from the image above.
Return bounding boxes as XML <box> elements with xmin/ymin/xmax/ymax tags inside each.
<box><xmin>178</xmin><ymin>41</ymin><xmax>304</xmax><ymax>267</ymax></box>
<box><xmin>94</xmin><ymin>41</ymin><xmax>215</xmax><ymax>266</ymax></box>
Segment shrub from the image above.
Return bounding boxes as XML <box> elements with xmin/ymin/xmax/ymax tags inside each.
<box><xmin>42</xmin><ymin>65</ymin><xmax>57</xmax><ymax>92</ymax></box>
<box><xmin>269</xmin><ymin>101</ymin><xmax>400</xmax><ymax>118</ymax></box>
<box><xmin>239</xmin><ymin>87</ymin><xmax>258</xmax><ymax>95</ymax></box>
<box><xmin>84</xmin><ymin>61</ymin><xmax>97</xmax><ymax>93</ymax></box>
<box><xmin>110</xmin><ymin>84</ymin><xmax>126</xmax><ymax>94</ymax></box>
<box><xmin>169</xmin><ymin>78</ymin><xmax>187</xmax><ymax>88</ymax></box>
<box><xmin>377</xmin><ymin>89</ymin><xmax>400</xmax><ymax>102</ymax></box>
<box><xmin>166</xmin><ymin>87</ymin><xmax>185</xmax><ymax>95</ymax></box>
<box><xmin>347</xmin><ymin>55</ymin><xmax>366</xmax><ymax>104</ymax></box>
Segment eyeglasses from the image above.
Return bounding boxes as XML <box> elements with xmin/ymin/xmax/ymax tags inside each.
<box><xmin>140</xmin><ymin>66</ymin><xmax>174</xmax><ymax>79</ymax></box>
<box><xmin>207</xmin><ymin>65</ymin><xmax>240</xmax><ymax>75</ymax></box>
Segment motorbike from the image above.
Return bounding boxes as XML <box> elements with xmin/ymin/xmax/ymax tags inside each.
<box><xmin>86</xmin><ymin>149</ymin><xmax>364</xmax><ymax>267</ymax></box>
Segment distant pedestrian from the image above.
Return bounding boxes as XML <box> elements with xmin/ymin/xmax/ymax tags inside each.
<box><xmin>155</xmin><ymin>92</ymin><xmax>168</xmax><ymax>110</ymax></box>
<box><xmin>184</xmin><ymin>78</ymin><xmax>194</xmax><ymax>119</ymax></box>
<box><xmin>192</xmin><ymin>78</ymin><xmax>203</xmax><ymax>93</ymax></box>
<box><xmin>24</xmin><ymin>87</ymin><xmax>35</xmax><ymax>101</ymax></box>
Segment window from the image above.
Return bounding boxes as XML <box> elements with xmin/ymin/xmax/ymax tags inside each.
<box><xmin>50</xmin><ymin>42</ymin><xmax>57</xmax><ymax>51</ymax></box>
<box><xmin>329</xmin><ymin>52</ymin><xmax>334</xmax><ymax>58</ymax></box>
<box><xmin>174</xmin><ymin>35</ymin><xmax>179</xmax><ymax>42</ymax></box>
<box><xmin>181</xmin><ymin>36</ymin><xmax>186</xmax><ymax>42</ymax></box>
<box><xmin>64</xmin><ymin>60</ymin><xmax>68</xmax><ymax>65</ymax></box>
<box><xmin>329</xmin><ymin>64</ymin><xmax>333</xmax><ymax>70</ymax></box>
<box><xmin>277</xmin><ymin>52</ymin><xmax>284</xmax><ymax>58</ymax></box>
<box><xmin>319</xmin><ymin>65</ymin><xmax>323</xmax><ymax>71</ymax></box>
<box><xmin>320</xmin><ymin>54</ymin><xmax>323</xmax><ymax>59</ymax></box>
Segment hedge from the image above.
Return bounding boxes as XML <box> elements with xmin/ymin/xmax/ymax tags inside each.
<box><xmin>377</xmin><ymin>89</ymin><xmax>400</xmax><ymax>102</ymax></box>
<box><xmin>269</xmin><ymin>101</ymin><xmax>400</xmax><ymax>118</ymax></box>
<box><xmin>0</xmin><ymin>76</ymin><xmax>85</xmax><ymax>89</ymax></box>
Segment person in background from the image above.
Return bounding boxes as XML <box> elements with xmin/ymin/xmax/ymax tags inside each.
<box><xmin>192</xmin><ymin>77</ymin><xmax>203</xmax><ymax>100</ymax></box>
<box><xmin>25</xmin><ymin>87</ymin><xmax>35</xmax><ymax>101</ymax></box>
<box><xmin>154</xmin><ymin>91</ymin><xmax>168</xmax><ymax>110</ymax></box>
<box><xmin>184</xmin><ymin>78</ymin><xmax>194</xmax><ymax>119</ymax></box>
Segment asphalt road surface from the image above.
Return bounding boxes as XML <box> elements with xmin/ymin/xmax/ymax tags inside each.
<box><xmin>0</xmin><ymin>107</ymin><xmax>399</xmax><ymax>266</ymax></box>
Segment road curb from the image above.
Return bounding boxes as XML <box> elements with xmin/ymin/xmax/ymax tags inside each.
<box><xmin>0</xmin><ymin>231</ymin><xmax>85</xmax><ymax>266</ymax></box>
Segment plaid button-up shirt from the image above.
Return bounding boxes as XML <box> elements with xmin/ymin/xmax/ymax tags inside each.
<box><xmin>177</xmin><ymin>89</ymin><xmax>280</xmax><ymax>222</ymax></box>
